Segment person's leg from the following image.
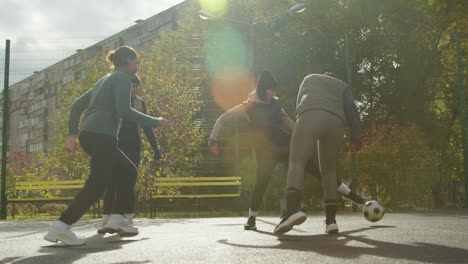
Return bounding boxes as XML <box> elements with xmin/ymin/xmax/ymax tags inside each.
<box><xmin>98</xmin><ymin>184</ymin><xmax>114</xmax><ymax>234</ymax></box>
<box><xmin>245</xmin><ymin>153</ymin><xmax>275</xmax><ymax>230</ymax></box>
<box><xmin>102</xmin><ymin>148</ymin><xmax>139</xmax><ymax>236</ymax></box>
<box><xmin>110</xmin><ymin>149</ymin><xmax>138</xmax><ymax>214</ymax></box>
<box><xmin>59</xmin><ymin>133</ymin><xmax>119</xmax><ymax>224</ymax></box>
<box><xmin>100</xmin><ymin>149</ymin><xmax>136</xmax><ymax>234</ymax></box>
<box><xmin>102</xmin><ymin>187</ymin><xmax>114</xmax><ymax>216</ymax></box>
<box><xmin>286</xmin><ymin>119</ymin><xmax>320</xmax><ymax>191</ymax></box>
<box><xmin>275</xmin><ymin>111</ymin><xmax>322</xmax><ymax>235</ymax></box>
<box><xmin>249</xmin><ymin>153</ymin><xmax>275</xmax><ymax>212</ymax></box>
<box><xmin>286</xmin><ymin>111</ymin><xmax>321</xmax><ymax>210</ymax></box>
<box><xmin>305</xmin><ymin>158</ymin><xmax>364</xmax><ymax>205</ymax></box>
<box><xmin>317</xmin><ymin>112</ymin><xmax>344</xmax><ymax>233</ymax></box>
<box><xmin>45</xmin><ymin>132</ymin><xmax>118</xmax><ymax>245</ymax></box>
<box><xmin>101</xmin><ymin>141</ymin><xmax>139</xmax><ymax>227</ymax></box>
<box><xmin>123</xmin><ymin>146</ymin><xmax>140</xmax><ymax>218</ymax></box>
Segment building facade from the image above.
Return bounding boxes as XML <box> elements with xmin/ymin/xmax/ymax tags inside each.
<box><xmin>4</xmin><ymin>2</ymin><xmax>188</xmax><ymax>158</ymax></box>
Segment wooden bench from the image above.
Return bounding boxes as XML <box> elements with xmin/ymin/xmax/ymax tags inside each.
<box><xmin>150</xmin><ymin>177</ymin><xmax>242</xmax><ymax>217</ymax></box>
<box><xmin>9</xmin><ymin>180</ymin><xmax>102</xmax><ymax>219</ymax></box>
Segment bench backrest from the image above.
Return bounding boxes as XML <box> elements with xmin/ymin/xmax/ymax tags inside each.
<box><xmin>15</xmin><ymin>180</ymin><xmax>84</xmax><ymax>191</ymax></box>
<box><xmin>153</xmin><ymin>177</ymin><xmax>241</xmax><ymax>187</ymax></box>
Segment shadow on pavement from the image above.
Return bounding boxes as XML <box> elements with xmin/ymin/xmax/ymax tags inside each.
<box><xmin>4</xmin><ymin>234</ymin><xmax>150</xmax><ymax>264</ymax></box>
<box><xmin>218</xmin><ymin>226</ymin><xmax>468</xmax><ymax>263</ymax></box>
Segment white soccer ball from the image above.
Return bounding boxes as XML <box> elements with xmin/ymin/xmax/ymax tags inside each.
<box><xmin>362</xmin><ymin>200</ymin><xmax>385</xmax><ymax>222</ymax></box>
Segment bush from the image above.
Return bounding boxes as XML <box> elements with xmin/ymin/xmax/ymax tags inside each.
<box><xmin>40</xmin><ymin>203</ymin><xmax>67</xmax><ymax>215</ymax></box>
<box><xmin>7</xmin><ymin>203</ymin><xmax>38</xmax><ymax>216</ymax></box>
<box><xmin>21</xmin><ymin>203</ymin><xmax>38</xmax><ymax>216</ymax></box>
<box><xmin>7</xmin><ymin>203</ymin><xmax>19</xmax><ymax>216</ymax></box>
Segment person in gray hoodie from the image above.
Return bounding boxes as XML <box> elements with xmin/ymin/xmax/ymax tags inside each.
<box><xmin>274</xmin><ymin>72</ymin><xmax>362</xmax><ymax>235</ymax></box>
<box><xmin>209</xmin><ymin>70</ymin><xmax>363</xmax><ymax>231</ymax></box>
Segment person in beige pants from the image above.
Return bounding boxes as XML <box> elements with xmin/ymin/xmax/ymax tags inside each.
<box><xmin>274</xmin><ymin>72</ymin><xmax>362</xmax><ymax>235</ymax></box>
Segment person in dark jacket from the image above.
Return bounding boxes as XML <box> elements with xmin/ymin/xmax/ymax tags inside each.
<box><xmin>274</xmin><ymin>72</ymin><xmax>362</xmax><ymax>235</ymax></box>
<box><xmin>210</xmin><ymin>70</ymin><xmax>363</xmax><ymax>231</ymax></box>
<box><xmin>98</xmin><ymin>74</ymin><xmax>162</xmax><ymax>234</ymax></box>
<box><xmin>43</xmin><ymin>46</ymin><xmax>169</xmax><ymax>245</ymax></box>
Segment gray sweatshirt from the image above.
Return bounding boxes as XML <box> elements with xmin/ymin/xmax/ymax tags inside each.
<box><xmin>296</xmin><ymin>74</ymin><xmax>362</xmax><ymax>148</ymax></box>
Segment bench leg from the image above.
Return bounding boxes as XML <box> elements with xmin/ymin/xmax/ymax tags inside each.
<box><xmin>150</xmin><ymin>200</ymin><xmax>154</xmax><ymax>218</ymax></box>
<box><xmin>98</xmin><ymin>200</ymin><xmax>101</xmax><ymax>219</ymax></box>
<box><xmin>92</xmin><ymin>204</ymin><xmax>96</xmax><ymax>219</ymax></box>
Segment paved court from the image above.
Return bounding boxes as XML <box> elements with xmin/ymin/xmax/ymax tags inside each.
<box><xmin>1</xmin><ymin>210</ymin><xmax>468</xmax><ymax>264</ymax></box>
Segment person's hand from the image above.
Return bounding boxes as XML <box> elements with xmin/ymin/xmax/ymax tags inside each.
<box><xmin>208</xmin><ymin>139</ymin><xmax>218</xmax><ymax>156</ymax></box>
<box><xmin>153</xmin><ymin>150</ymin><xmax>162</xmax><ymax>161</ymax></box>
<box><xmin>210</xmin><ymin>145</ymin><xmax>219</xmax><ymax>156</ymax></box>
<box><xmin>65</xmin><ymin>135</ymin><xmax>78</xmax><ymax>153</ymax></box>
<box><xmin>157</xmin><ymin>117</ymin><xmax>170</xmax><ymax>128</ymax></box>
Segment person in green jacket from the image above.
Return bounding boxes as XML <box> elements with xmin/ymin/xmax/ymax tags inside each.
<box><xmin>44</xmin><ymin>46</ymin><xmax>169</xmax><ymax>246</ymax></box>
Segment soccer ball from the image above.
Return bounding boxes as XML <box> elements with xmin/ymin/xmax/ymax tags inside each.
<box><xmin>362</xmin><ymin>200</ymin><xmax>385</xmax><ymax>222</ymax></box>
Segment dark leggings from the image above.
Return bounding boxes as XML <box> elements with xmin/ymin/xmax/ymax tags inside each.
<box><xmin>103</xmin><ymin>143</ymin><xmax>140</xmax><ymax>215</ymax></box>
<box><xmin>249</xmin><ymin>151</ymin><xmax>341</xmax><ymax>211</ymax></box>
<box><xmin>59</xmin><ymin>132</ymin><xmax>138</xmax><ymax>225</ymax></box>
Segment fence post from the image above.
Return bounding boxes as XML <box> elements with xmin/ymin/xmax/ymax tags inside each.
<box><xmin>1</xmin><ymin>39</ymin><xmax>11</xmax><ymax>220</ymax></box>
<box><xmin>455</xmin><ymin>33</ymin><xmax>468</xmax><ymax>207</ymax></box>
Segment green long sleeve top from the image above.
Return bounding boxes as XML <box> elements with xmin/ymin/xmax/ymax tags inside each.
<box><xmin>68</xmin><ymin>67</ymin><xmax>160</xmax><ymax>137</ymax></box>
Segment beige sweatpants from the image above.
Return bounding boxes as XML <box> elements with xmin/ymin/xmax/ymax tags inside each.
<box><xmin>287</xmin><ymin>110</ymin><xmax>345</xmax><ymax>201</ymax></box>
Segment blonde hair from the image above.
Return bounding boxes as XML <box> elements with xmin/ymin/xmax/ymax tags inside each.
<box><xmin>106</xmin><ymin>46</ymin><xmax>138</xmax><ymax>68</ymax></box>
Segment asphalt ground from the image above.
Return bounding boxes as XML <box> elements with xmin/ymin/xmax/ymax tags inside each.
<box><xmin>1</xmin><ymin>210</ymin><xmax>468</xmax><ymax>264</ymax></box>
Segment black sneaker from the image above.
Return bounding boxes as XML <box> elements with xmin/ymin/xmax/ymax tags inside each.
<box><xmin>274</xmin><ymin>211</ymin><xmax>307</xmax><ymax>235</ymax></box>
<box><xmin>343</xmin><ymin>191</ymin><xmax>365</xmax><ymax>205</ymax></box>
<box><xmin>244</xmin><ymin>216</ymin><xmax>257</xmax><ymax>230</ymax></box>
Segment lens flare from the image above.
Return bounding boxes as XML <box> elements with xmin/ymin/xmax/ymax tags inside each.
<box><xmin>199</xmin><ymin>0</ymin><xmax>228</xmax><ymax>17</ymax></box>
<box><xmin>204</xmin><ymin>24</ymin><xmax>250</xmax><ymax>77</ymax></box>
<box><xmin>210</xmin><ymin>67</ymin><xmax>255</xmax><ymax>110</ymax></box>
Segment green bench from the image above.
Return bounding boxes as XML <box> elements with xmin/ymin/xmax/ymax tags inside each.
<box><xmin>150</xmin><ymin>176</ymin><xmax>242</xmax><ymax>217</ymax></box>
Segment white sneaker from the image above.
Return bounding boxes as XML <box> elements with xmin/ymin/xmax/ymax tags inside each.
<box><xmin>97</xmin><ymin>214</ymin><xmax>114</xmax><ymax>234</ymax></box>
<box><xmin>125</xmin><ymin>213</ymin><xmax>135</xmax><ymax>226</ymax></box>
<box><xmin>325</xmin><ymin>222</ymin><xmax>339</xmax><ymax>234</ymax></box>
<box><xmin>103</xmin><ymin>214</ymin><xmax>139</xmax><ymax>237</ymax></box>
<box><xmin>44</xmin><ymin>222</ymin><xmax>87</xmax><ymax>246</ymax></box>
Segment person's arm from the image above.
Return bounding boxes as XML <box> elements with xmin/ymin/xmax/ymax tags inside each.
<box><xmin>141</xmin><ymin>100</ymin><xmax>160</xmax><ymax>155</ymax></box>
<box><xmin>113</xmin><ymin>73</ymin><xmax>162</xmax><ymax>127</ymax></box>
<box><xmin>280</xmin><ymin>108</ymin><xmax>295</xmax><ymax>133</ymax></box>
<box><xmin>343</xmin><ymin>86</ymin><xmax>362</xmax><ymax>150</ymax></box>
<box><xmin>209</xmin><ymin>104</ymin><xmax>248</xmax><ymax>141</ymax></box>
<box><xmin>66</xmin><ymin>88</ymin><xmax>92</xmax><ymax>152</ymax></box>
<box><xmin>209</xmin><ymin>104</ymin><xmax>248</xmax><ymax>154</ymax></box>
<box><xmin>68</xmin><ymin>89</ymin><xmax>92</xmax><ymax>135</ymax></box>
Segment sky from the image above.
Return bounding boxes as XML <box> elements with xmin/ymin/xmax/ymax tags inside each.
<box><xmin>0</xmin><ymin>0</ymin><xmax>185</xmax><ymax>86</ymax></box>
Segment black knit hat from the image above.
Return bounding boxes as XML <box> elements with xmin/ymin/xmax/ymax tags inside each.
<box><xmin>256</xmin><ymin>69</ymin><xmax>278</xmax><ymax>101</ymax></box>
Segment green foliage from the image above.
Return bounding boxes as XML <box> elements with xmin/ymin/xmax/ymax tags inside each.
<box><xmin>137</xmin><ymin>29</ymin><xmax>207</xmax><ymax>198</ymax></box>
<box><xmin>248</xmin><ymin>0</ymin><xmax>466</xmax><ymax>208</ymax></box>
<box><xmin>8</xmin><ymin>203</ymin><xmax>37</xmax><ymax>216</ymax></box>
<box><xmin>40</xmin><ymin>203</ymin><xmax>67</xmax><ymax>215</ymax></box>
<box><xmin>6</xmin><ymin>0</ymin><xmax>466</xmax><ymax>213</ymax></box>
<box><xmin>28</xmin><ymin>4</ymin><xmax>207</xmax><ymax>205</ymax></box>
<box><xmin>343</xmin><ymin>123</ymin><xmax>437</xmax><ymax>207</ymax></box>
